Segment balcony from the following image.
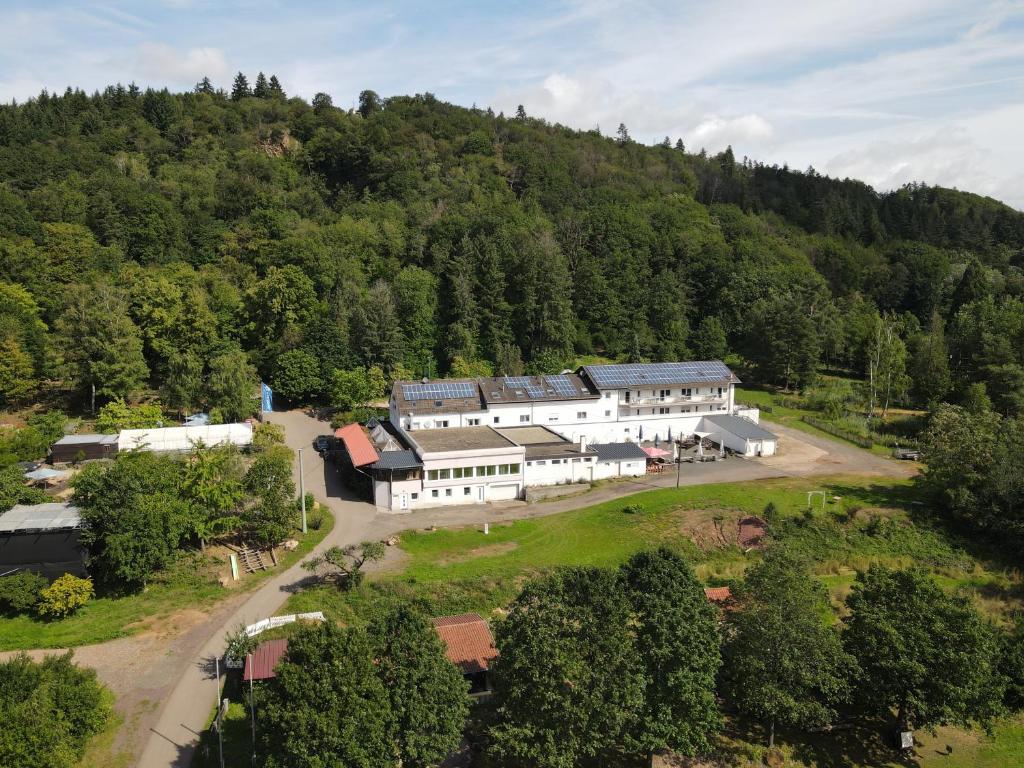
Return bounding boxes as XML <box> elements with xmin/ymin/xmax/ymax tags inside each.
<box><xmin>621</xmin><ymin>394</ymin><xmax>726</xmax><ymax>408</ymax></box>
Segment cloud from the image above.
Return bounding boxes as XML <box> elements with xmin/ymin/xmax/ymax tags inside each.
<box><xmin>133</xmin><ymin>42</ymin><xmax>229</xmax><ymax>86</ymax></box>
<box><xmin>688</xmin><ymin>114</ymin><xmax>774</xmax><ymax>150</ymax></box>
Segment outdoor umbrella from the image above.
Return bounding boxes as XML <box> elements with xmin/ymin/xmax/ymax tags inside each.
<box><xmin>638</xmin><ymin>425</ymin><xmax>644</xmax><ymax>441</ymax></box>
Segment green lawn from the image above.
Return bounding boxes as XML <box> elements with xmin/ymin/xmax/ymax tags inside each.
<box><xmin>0</xmin><ymin>511</ymin><xmax>334</xmax><ymax>651</ymax></box>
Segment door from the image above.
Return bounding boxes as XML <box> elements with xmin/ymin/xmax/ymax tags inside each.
<box><xmin>399</xmin><ymin>493</ymin><xmax>408</xmax><ymax>510</ymax></box>
<box><xmin>477</xmin><ymin>486</ymin><xmax>484</xmax><ymax>502</ymax></box>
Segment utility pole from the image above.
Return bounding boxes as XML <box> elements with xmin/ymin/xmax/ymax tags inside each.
<box><xmin>249</xmin><ymin>653</ymin><xmax>257</xmax><ymax>767</ymax></box>
<box><xmin>215</xmin><ymin>657</ymin><xmax>225</xmax><ymax>768</ymax></box>
<box><xmin>298</xmin><ymin>448</ymin><xmax>307</xmax><ymax>534</ymax></box>
<box><xmin>676</xmin><ymin>441</ymin><xmax>682</xmax><ymax>488</ymax></box>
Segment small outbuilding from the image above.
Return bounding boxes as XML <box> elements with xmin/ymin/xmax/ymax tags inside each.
<box><xmin>242</xmin><ymin>638</ymin><xmax>290</xmax><ymax>682</ymax></box>
<box><xmin>0</xmin><ymin>502</ymin><xmax>87</xmax><ymax>579</ymax></box>
<box><xmin>700</xmin><ymin>414</ymin><xmax>778</xmax><ymax>457</ymax></box>
<box><xmin>432</xmin><ymin>612</ymin><xmax>498</xmax><ymax>695</ymax></box>
<box><xmin>49</xmin><ymin>434</ymin><xmax>118</xmax><ymax>463</ymax></box>
<box><xmin>591</xmin><ymin>442</ymin><xmax>648</xmax><ymax>480</ymax></box>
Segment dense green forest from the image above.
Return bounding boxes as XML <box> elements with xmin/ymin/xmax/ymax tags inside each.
<box><xmin>2</xmin><ymin>73</ymin><xmax>1024</xmax><ymax>416</ymax></box>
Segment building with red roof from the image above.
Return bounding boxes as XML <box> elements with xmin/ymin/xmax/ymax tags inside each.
<box><xmin>242</xmin><ymin>638</ymin><xmax>289</xmax><ymax>682</ymax></box>
<box><xmin>334</xmin><ymin>423</ymin><xmax>380</xmax><ymax>467</ymax></box>
<box><xmin>432</xmin><ymin>612</ymin><xmax>498</xmax><ymax>695</ymax></box>
<box><xmin>703</xmin><ymin>586</ymin><xmax>733</xmax><ymax>604</ymax></box>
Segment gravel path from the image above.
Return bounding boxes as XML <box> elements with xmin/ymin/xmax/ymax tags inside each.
<box><xmin>21</xmin><ymin>410</ymin><xmax>911</xmax><ymax>767</ymax></box>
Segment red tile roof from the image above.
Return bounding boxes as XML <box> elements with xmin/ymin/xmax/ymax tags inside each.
<box><xmin>242</xmin><ymin>638</ymin><xmax>289</xmax><ymax>681</ymax></box>
<box><xmin>704</xmin><ymin>586</ymin><xmax>732</xmax><ymax>603</ymax></box>
<box><xmin>334</xmin><ymin>423</ymin><xmax>380</xmax><ymax>467</ymax></box>
<box><xmin>432</xmin><ymin>613</ymin><xmax>498</xmax><ymax>674</ymax></box>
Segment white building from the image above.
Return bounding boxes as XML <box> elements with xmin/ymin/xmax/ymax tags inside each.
<box><xmin>389</xmin><ymin>361</ymin><xmax>770</xmax><ymax>448</ymax></box>
<box><xmin>117</xmin><ymin>422</ymin><xmax>254</xmax><ymax>453</ymax></box>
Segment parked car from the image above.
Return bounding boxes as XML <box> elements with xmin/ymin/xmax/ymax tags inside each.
<box><xmin>313</xmin><ymin>435</ymin><xmax>333</xmax><ymax>453</ymax></box>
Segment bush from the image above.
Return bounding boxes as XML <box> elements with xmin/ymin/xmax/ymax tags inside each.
<box><xmin>623</xmin><ymin>503</ymin><xmax>646</xmax><ymax>515</ymax></box>
<box><xmin>37</xmin><ymin>574</ymin><xmax>94</xmax><ymax>618</ymax></box>
<box><xmin>252</xmin><ymin>422</ymin><xmax>285</xmax><ymax>451</ymax></box>
<box><xmin>0</xmin><ymin>570</ymin><xmax>47</xmax><ymax>614</ymax></box>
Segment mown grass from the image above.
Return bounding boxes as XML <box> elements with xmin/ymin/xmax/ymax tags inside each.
<box><xmin>0</xmin><ymin>511</ymin><xmax>334</xmax><ymax>651</ymax></box>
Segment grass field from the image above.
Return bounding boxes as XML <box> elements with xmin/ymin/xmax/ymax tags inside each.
<box><xmin>0</xmin><ymin>510</ymin><xmax>334</xmax><ymax>651</ymax></box>
<box><xmin>271</xmin><ymin>474</ymin><xmax>1024</xmax><ymax>767</ymax></box>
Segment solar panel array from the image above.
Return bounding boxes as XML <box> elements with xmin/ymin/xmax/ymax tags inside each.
<box><xmin>501</xmin><ymin>376</ymin><xmax>532</xmax><ymax>388</ymax></box>
<box><xmin>547</xmin><ymin>375</ymin><xmax>580</xmax><ymax>397</ymax></box>
<box><xmin>401</xmin><ymin>382</ymin><xmax>478</xmax><ymax>401</ymax></box>
<box><xmin>585</xmin><ymin>362</ymin><xmax>732</xmax><ymax>388</ymax></box>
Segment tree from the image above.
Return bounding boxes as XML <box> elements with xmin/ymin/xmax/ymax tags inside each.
<box><xmin>909</xmin><ymin>312</ymin><xmax>950</xmax><ymax>404</ymax></box>
<box><xmin>0</xmin><ymin>652</ymin><xmax>111</xmax><ymax>768</ymax></box>
<box><xmin>616</xmin><ymin>123</ymin><xmax>631</xmax><ymax>144</ymax></box>
<box><xmin>619</xmin><ymin>548</ymin><xmax>721</xmax><ymax>758</ymax></box>
<box><xmin>302</xmin><ymin>541</ymin><xmax>384</xmax><ymax>590</ymax></box>
<box><xmin>206</xmin><ymin>347</ymin><xmax>255</xmax><ymax>422</ymax></box>
<box><xmin>1000</xmin><ymin>616</ymin><xmax>1024</xmax><ymax>710</ymax></box>
<box><xmin>0</xmin><ymin>337</ymin><xmax>36</xmax><ymax>407</ymax></box>
<box><xmin>843</xmin><ymin>565</ymin><xmax>1004</xmax><ymax>733</ymax></box>
<box><xmin>311</xmin><ymin>91</ymin><xmax>333</xmax><ymax>112</ymax></box>
<box><xmin>94</xmin><ymin>398</ymin><xmax>163</xmax><ymax>433</ymax></box>
<box><xmin>748</xmin><ymin>295</ymin><xmax>822</xmax><ymax>391</ymax></box>
<box><xmin>487</xmin><ymin>567</ymin><xmax>644</xmax><ymax>767</ymax></box>
<box><xmin>515</xmin><ymin>104</ymin><xmax>527</xmax><ymax>120</ymax></box>
<box><xmin>271</xmin><ymin>348</ymin><xmax>322</xmax><ymax>403</ymax></box>
<box><xmin>369</xmin><ymin>605</ymin><xmax>470</xmax><ymax>767</ymax></box>
<box><xmin>230</xmin><ymin>72</ymin><xmax>251</xmax><ymax>101</ymax></box>
<box><xmin>1</xmin><ymin>465</ymin><xmax>47</xmax><ymax>512</ymax></box>
<box><xmin>162</xmin><ymin>350</ymin><xmax>204</xmax><ymax>416</ymax></box>
<box><xmin>865</xmin><ymin>313</ymin><xmax>909</xmax><ymax>421</ymax></box>
<box><xmin>37</xmin><ymin>574</ymin><xmax>94</xmax><ymax>618</ymax></box>
<box><xmin>328</xmin><ymin>367</ymin><xmax>375</xmax><ymax>411</ymax></box>
<box><xmin>194</xmin><ymin>76</ymin><xmax>214</xmax><ymax>94</ymax></box>
<box><xmin>0</xmin><ymin>570</ymin><xmax>47</xmax><ymax>615</ymax></box>
<box><xmin>182</xmin><ymin>444</ymin><xmax>245</xmax><ymax>547</ymax></box>
<box><xmin>258</xmin><ymin>623</ymin><xmax>393</xmax><ymax>768</ymax></box>
<box><xmin>691</xmin><ymin>316</ymin><xmax>728</xmax><ymax>360</ymax></box>
<box><xmin>268</xmin><ymin>74</ymin><xmax>285</xmax><ymax>98</ymax></box>
<box><xmin>242</xmin><ymin>444</ymin><xmax>295</xmax><ymax>547</ymax></box>
<box><xmin>721</xmin><ymin>549</ymin><xmax>852</xmax><ymax>747</ymax></box>
<box><xmin>675</xmin><ymin>138</ymin><xmax>685</xmax><ymax>151</ymax></box>
<box><xmin>358</xmin><ymin>89</ymin><xmax>381</xmax><ymax>118</ymax></box>
<box><xmin>351</xmin><ymin>280</ymin><xmax>404</xmax><ymax>370</ymax></box>
<box><xmin>253</xmin><ymin>72</ymin><xmax>270</xmax><ymax>98</ymax></box>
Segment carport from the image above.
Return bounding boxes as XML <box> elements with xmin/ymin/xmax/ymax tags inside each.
<box><xmin>700</xmin><ymin>415</ymin><xmax>778</xmax><ymax>457</ymax></box>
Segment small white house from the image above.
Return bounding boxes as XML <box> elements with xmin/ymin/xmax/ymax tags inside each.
<box><xmin>591</xmin><ymin>442</ymin><xmax>648</xmax><ymax>480</ymax></box>
<box><xmin>700</xmin><ymin>414</ymin><xmax>778</xmax><ymax>457</ymax></box>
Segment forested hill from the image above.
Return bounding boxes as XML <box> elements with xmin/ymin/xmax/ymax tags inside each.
<box><xmin>2</xmin><ymin>78</ymin><xmax>1024</xmax><ymax>415</ymax></box>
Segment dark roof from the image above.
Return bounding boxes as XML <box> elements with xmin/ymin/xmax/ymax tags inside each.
<box><xmin>432</xmin><ymin>613</ymin><xmax>498</xmax><ymax>674</ymax></box>
<box><xmin>591</xmin><ymin>442</ymin><xmax>648</xmax><ymax>462</ymax></box>
<box><xmin>391</xmin><ymin>379</ymin><xmax>484</xmax><ymax>416</ymax></box>
<box><xmin>580</xmin><ymin>361</ymin><xmax>739</xmax><ymax>389</ymax></box>
<box><xmin>242</xmin><ymin>638</ymin><xmax>289</xmax><ymax>682</ymax></box>
<box><xmin>370</xmin><ymin>450</ymin><xmax>422</xmax><ymax>470</ymax></box>
<box><xmin>700</xmin><ymin>414</ymin><xmax>777</xmax><ymax>441</ymax></box>
<box><xmin>480</xmin><ymin>374</ymin><xmax>598</xmax><ymax>404</ymax></box>
<box><xmin>52</xmin><ymin>434</ymin><xmax>118</xmax><ymax>446</ymax></box>
<box><xmin>334</xmin><ymin>423</ymin><xmax>380</xmax><ymax>467</ymax></box>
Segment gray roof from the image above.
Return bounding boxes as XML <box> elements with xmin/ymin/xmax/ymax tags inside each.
<box><xmin>53</xmin><ymin>434</ymin><xmax>118</xmax><ymax>445</ymax></box>
<box><xmin>580</xmin><ymin>361</ymin><xmax>739</xmax><ymax>389</ymax></box>
<box><xmin>0</xmin><ymin>503</ymin><xmax>82</xmax><ymax>532</ymax></box>
<box><xmin>591</xmin><ymin>442</ymin><xmax>649</xmax><ymax>462</ymax></box>
<box><xmin>480</xmin><ymin>374</ymin><xmax>598</xmax><ymax>404</ymax></box>
<box><xmin>371</xmin><ymin>450</ymin><xmax>422</xmax><ymax>470</ymax></box>
<box><xmin>701</xmin><ymin>414</ymin><xmax>777</xmax><ymax>441</ymax></box>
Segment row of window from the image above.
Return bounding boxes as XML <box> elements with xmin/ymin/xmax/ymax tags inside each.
<box><xmin>527</xmin><ymin>457</ymin><xmax>594</xmax><ymax>467</ymax></box>
<box><xmin>427</xmin><ymin>464</ymin><xmax>521</xmax><ymax>481</ymax></box>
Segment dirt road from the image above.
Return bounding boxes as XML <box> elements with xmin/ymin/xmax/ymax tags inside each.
<box><xmin>106</xmin><ymin>411</ymin><xmax>912</xmax><ymax>766</ymax></box>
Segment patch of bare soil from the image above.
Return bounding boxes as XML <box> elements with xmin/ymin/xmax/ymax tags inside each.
<box><xmin>436</xmin><ymin>541</ymin><xmax>520</xmax><ymax>566</ymax></box>
<box><xmin>672</xmin><ymin>509</ymin><xmax>769</xmax><ymax>552</ymax></box>
<box><xmin>737</xmin><ymin>516</ymin><xmax>768</xmax><ymax>550</ymax></box>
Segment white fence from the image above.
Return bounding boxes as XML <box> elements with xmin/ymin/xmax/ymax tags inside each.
<box><xmin>224</xmin><ymin>612</ymin><xmax>326</xmax><ymax>668</ymax></box>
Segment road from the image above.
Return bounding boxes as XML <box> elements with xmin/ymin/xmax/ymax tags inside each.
<box><xmin>126</xmin><ymin>410</ymin><xmax>912</xmax><ymax>766</ymax></box>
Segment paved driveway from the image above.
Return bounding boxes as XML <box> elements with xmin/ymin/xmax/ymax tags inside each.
<box><xmin>128</xmin><ymin>409</ymin><xmax>913</xmax><ymax>766</ymax></box>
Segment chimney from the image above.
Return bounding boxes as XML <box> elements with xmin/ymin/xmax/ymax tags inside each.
<box><xmin>578</xmin><ymin>435</ymin><xmax>587</xmax><ymax>452</ymax></box>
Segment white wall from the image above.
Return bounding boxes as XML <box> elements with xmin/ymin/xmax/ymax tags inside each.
<box><xmin>592</xmin><ymin>459</ymin><xmax>646</xmax><ymax>481</ymax></box>
<box><xmin>523</xmin><ymin>456</ymin><xmax>597</xmax><ymax>486</ymax></box>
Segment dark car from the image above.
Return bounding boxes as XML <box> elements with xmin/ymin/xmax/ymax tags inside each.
<box><xmin>313</xmin><ymin>435</ymin><xmax>333</xmax><ymax>453</ymax></box>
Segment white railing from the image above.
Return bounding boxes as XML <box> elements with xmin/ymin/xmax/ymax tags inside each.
<box><xmin>623</xmin><ymin>394</ymin><xmax>726</xmax><ymax>407</ymax></box>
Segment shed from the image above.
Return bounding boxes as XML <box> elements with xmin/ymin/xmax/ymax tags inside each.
<box><xmin>699</xmin><ymin>414</ymin><xmax>778</xmax><ymax>457</ymax></box>
<box><xmin>49</xmin><ymin>434</ymin><xmax>118</xmax><ymax>463</ymax></box>
<box><xmin>118</xmin><ymin>423</ymin><xmax>253</xmax><ymax>453</ymax></box>
<box><xmin>0</xmin><ymin>502</ymin><xmax>86</xmax><ymax>579</ymax></box>
<box><xmin>591</xmin><ymin>442</ymin><xmax>648</xmax><ymax>480</ymax></box>
<box><xmin>432</xmin><ymin>613</ymin><xmax>498</xmax><ymax>694</ymax></box>
<box><xmin>242</xmin><ymin>638</ymin><xmax>290</xmax><ymax>682</ymax></box>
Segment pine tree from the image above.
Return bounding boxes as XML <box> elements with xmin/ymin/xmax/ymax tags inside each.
<box><xmin>675</xmin><ymin>138</ymin><xmax>685</xmax><ymax>151</ymax></box>
<box><xmin>230</xmin><ymin>72</ymin><xmax>251</xmax><ymax>101</ymax></box>
<box><xmin>616</xmin><ymin>123</ymin><xmax>630</xmax><ymax>144</ymax></box>
<box><xmin>268</xmin><ymin>75</ymin><xmax>285</xmax><ymax>98</ymax></box>
<box><xmin>194</xmin><ymin>77</ymin><xmax>214</xmax><ymax>95</ymax></box>
<box><xmin>253</xmin><ymin>71</ymin><xmax>269</xmax><ymax>98</ymax></box>
<box><xmin>660</xmin><ymin>135</ymin><xmax>671</xmax><ymax>148</ymax></box>
<box><xmin>515</xmin><ymin>104</ymin><xmax>527</xmax><ymax>121</ymax></box>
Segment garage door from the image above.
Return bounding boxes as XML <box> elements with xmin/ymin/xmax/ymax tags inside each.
<box><xmin>488</xmin><ymin>483</ymin><xmax>520</xmax><ymax>501</ymax></box>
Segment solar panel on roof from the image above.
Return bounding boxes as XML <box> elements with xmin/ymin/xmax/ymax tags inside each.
<box><xmin>524</xmin><ymin>384</ymin><xmax>546</xmax><ymax>398</ymax></box>
<box><xmin>401</xmin><ymin>382</ymin><xmax>477</xmax><ymax>400</ymax></box>
<box><xmin>547</xmin><ymin>376</ymin><xmax>579</xmax><ymax>397</ymax></box>
<box><xmin>586</xmin><ymin>362</ymin><xmax>731</xmax><ymax>388</ymax></box>
<box><xmin>502</xmin><ymin>376</ymin><xmax>532</xmax><ymax>388</ymax></box>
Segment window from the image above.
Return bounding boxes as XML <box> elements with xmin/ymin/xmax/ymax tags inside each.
<box><xmin>486</xmin><ymin>465</ymin><xmax>496</xmax><ymax>476</ymax></box>
<box><xmin>438</xmin><ymin>468</ymin><xmax>450</xmax><ymax>480</ymax></box>
<box><xmin>464</xmin><ymin>487</ymin><xmax>471</xmax><ymax>495</ymax></box>
<box><xmin>604</xmin><ymin>410</ymin><xmax>611</xmax><ymax>417</ymax></box>
<box><xmin>431</xmin><ymin>489</ymin><xmax>439</xmax><ymax>498</ymax></box>
<box><xmin>411</xmin><ymin>493</ymin><xmax>419</xmax><ymax>500</ymax></box>
<box><xmin>493</xmin><ymin>416</ymin><xmax>500</xmax><ymax>424</ymax></box>
<box><xmin>527</xmin><ymin>461</ymin><xmax>533</xmax><ymax>467</ymax></box>
<box><xmin>434</xmin><ymin>400</ymin><xmax>443</xmax><ymax>407</ymax></box>
<box><xmin>536</xmin><ymin>460</ymin><xmax>547</xmax><ymax>466</ymax></box>
<box><xmin>624</xmin><ymin>428</ymin><xmax>631</xmax><ymax>433</ymax></box>
<box><xmin>584</xmin><ymin>457</ymin><xmax>592</xmax><ymax>463</ymax></box>
<box><xmin>499</xmin><ymin>464</ymin><xmax>508</xmax><ymax>474</ymax></box>
<box><xmin>467</xmin><ymin>418</ymin><xmax>480</xmax><ymax>426</ymax></box>
<box><xmin>509</xmin><ymin>463</ymin><xmax>520</xmax><ymax>473</ymax></box>
<box><xmin>519</xmin><ymin>415</ymin><xmax>530</xmax><ymax>423</ymax></box>
<box><xmin>428</xmin><ymin>470</ymin><xmax>438</xmax><ymax>481</ymax></box>
<box><xmin>453</xmin><ymin>467</ymin><xmax>464</xmax><ymax>479</ymax></box>
<box><xmin>551</xmin><ymin>459</ymin><xmax>561</xmax><ymax>465</ymax></box>
<box><xmin>659</xmin><ymin>407</ymin><xmax>670</xmax><ymax>414</ymax></box>
<box><xmin>445</xmin><ymin>488</ymin><xmax>452</xmax><ymax>497</ymax></box>
<box><xmin>437</xmin><ymin>419</ymin><xmax>449</xmax><ymax>428</ymax></box>
<box><xmin>660</xmin><ymin>389</ymin><xmax>670</xmax><ymax>398</ymax></box>
<box><xmin>577</xmin><ymin>411</ymin><xmax>587</xmax><ymax>419</ymax></box>
<box><xmin>682</xmin><ymin>388</ymin><xmax>692</xmax><ymax>396</ymax></box>
<box><xmin>604</xmin><ymin>392</ymin><xmax>611</xmax><ymax>399</ymax></box>
<box><xmin>476</xmin><ymin>466</ymin><xmax>487</xmax><ymax>476</ymax></box>
<box><xmin>548</xmin><ymin>414</ymin><xmax>559</xmax><ymax>422</ymax></box>
<box><xmin>572</xmin><ymin>457</ymin><xmax>580</xmax><ymax>463</ymax></box>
